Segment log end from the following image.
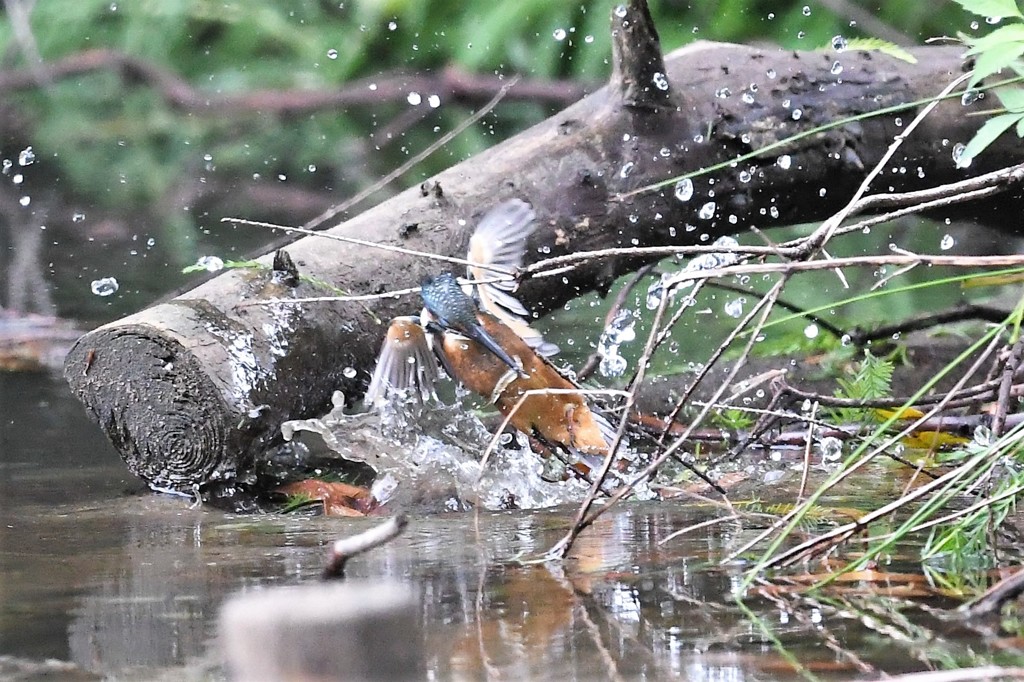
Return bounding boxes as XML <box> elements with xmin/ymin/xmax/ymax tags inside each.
<box><xmin>64</xmin><ymin>324</ymin><xmax>235</xmax><ymax>492</ymax></box>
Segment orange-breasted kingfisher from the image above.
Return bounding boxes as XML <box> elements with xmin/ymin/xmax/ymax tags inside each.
<box><xmin>364</xmin><ymin>199</ymin><xmax>614</xmax><ymax>470</ymax></box>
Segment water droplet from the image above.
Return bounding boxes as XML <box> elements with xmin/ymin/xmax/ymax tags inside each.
<box><xmin>388</xmin><ymin>20</ymin><xmax>398</xmax><ymax>31</ymax></box>
<box><xmin>698</xmin><ymin>201</ymin><xmax>716</xmax><ymax>220</ymax></box>
<box><xmin>614</xmin><ymin>5</ymin><xmax>627</xmax><ymax>18</ymax></box>
<box><xmin>18</xmin><ymin>147</ymin><xmax>35</xmax><ymax>166</ymax></box>
<box><xmin>766</xmin><ymin>68</ymin><xmax>777</xmax><ymax>79</ymax></box>
<box><xmin>738</xmin><ymin>169</ymin><xmax>752</xmax><ymax>183</ymax></box>
<box><xmin>343</xmin><ymin>366</ymin><xmax>357</xmax><ymax>378</ymax></box>
<box><xmin>91</xmin><ymin>277</ymin><xmax>119</xmax><ymax>296</ymax></box>
<box><xmin>619</xmin><ymin>161</ymin><xmax>635</xmax><ymax>178</ymax></box>
<box><xmin>646</xmin><ymin>278</ymin><xmax>666</xmax><ymax>309</ymax></box>
<box><xmin>741</xmin><ymin>91</ymin><xmax>755</xmax><ymax>104</ymax></box>
<box><xmin>659</xmin><ymin>147</ymin><xmax>671</xmax><ymax>157</ymax></box>
<box><xmin>407</xmin><ymin>92</ymin><xmax>422</xmax><ymax>105</ymax></box>
<box><xmin>553</xmin><ymin>28</ymin><xmax>567</xmax><ymax>41</ymax></box>
<box><xmin>327</xmin><ymin>48</ymin><xmax>338</xmax><ymax>60</ymax></box>
<box><xmin>831</xmin><ymin>35</ymin><xmax>847</xmax><ymax>51</ymax></box>
<box><xmin>584</xmin><ymin>34</ymin><xmax>594</xmax><ymax>44</ymax></box>
<box><xmin>19</xmin><ymin>196</ymin><xmax>30</xmax><ymax>207</ymax></box>
<box><xmin>307</xmin><ymin>164</ymin><xmax>317</xmax><ymax>173</ymax></box>
<box><xmin>952</xmin><ymin>142</ymin><xmax>972</xmax><ymax>169</ymax></box>
<box><xmin>652</xmin><ymin>72</ymin><xmax>669</xmax><ymax>90</ymax></box>
<box><xmin>830</xmin><ymin>61</ymin><xmax>843</xmax><ymax>75</ymax></box>
<box><xmin>724</xmin><ymin>298</ymin><xmax>745</xmax><ymax>318</ymax></box>
<box><xmin>72</xmin><ymin>212</ymin><xmax>86</xmax><ymax>223</ymax></box>
<box><xmin>776</xmin><ymin>154</ymin><xmax>792</xmax><ymax>170</ymax></box>
<box><xmin>12</xmin><ymin>173</ymin><xmax>23</xmax><ymax>185</ymax></box>
<box><xmin>146</xmin><ymin>237</ymin><xmax>156</xmax><ymax>247</ymax></box>
<box><xmin>802</xmin><ymin>5</ymin><xmax>811</xmax><ymax>15</ymax></box>
<box><xmin>674</xmin><ymin>178</ymin><xmax>694</xmax><ymax>202</ymax></box>
<box><xmin>195</xmin><ymin>255</ymin><xmax>224</xmax><ymax>272</ymax></box>
<box><xmin>940</xmin><ymin>234</ymin><xmax>955</xmax><ymax>250</ymax></box>
<box><xmin>427</xmin><ymin>94</ymin><xmax>441</xmax><ymax>108</ymax></box>
<box><xmin>791</xmin><ymin>109</ymin><xmax>803</xmax><ymax>121</ymax></box>
<box><xmin>804</xmin><ymin>323</ymin><xmax>819</xmax><ymax>339</ymax></box>
<box><xmin>597</xmin><ymin>310</ymin><xmax>636</xmax><ymax>377</ymax></box>
<box><xmin>818</xmin><ymin>436</ymin><xmax>842</xmax><ymax>462</ymax></box>
<box><xmin>961</xmin><ymin>89</ymin><xmax>984</xmax><ymax>106</ymax></box>
<box><xmin>715</xmin><ymin>87</ymin><xmax>731</xmax><ymax>99</ymax></box>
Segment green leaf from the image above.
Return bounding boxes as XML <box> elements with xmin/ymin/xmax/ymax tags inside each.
<box><xmin>953</xmin><ymin>0</ymin><xmax>1024</xmax><ymax>20</ymax></box>
<box><xmin>961</xmin><ymin>111</ymin><xmax>1023</xmax><ymax>163</ymax></box>
<box><xmin>995</xmin><ymin>84</ymin><xmax>1024</xmax><ymax>111</ymax></box>
<box><xmin>969</xmin><ymin>40</ymin><xmax>1024</xmax><ymax>87</ymax></box>
<box><xmin>964</xmin><ymin>23</ymin><xmax>1024</xmax><ymax>56</ymax></box>
<box><xmin>842</xmin><ymin>37</ymin><xmax>918</xmax><ymax>64</ymax></box>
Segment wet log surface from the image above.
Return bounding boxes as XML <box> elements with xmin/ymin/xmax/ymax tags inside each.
<box><xmin>64</xmin><ymin>2</ymin><xmax>1024</xmax><ymax>491</ymax></box>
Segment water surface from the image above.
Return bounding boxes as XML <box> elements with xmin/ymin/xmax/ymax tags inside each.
<box><xmin>1</xmin><ymin>371</ymin><xmax>1020</xmax><ymax>681</ymax></box>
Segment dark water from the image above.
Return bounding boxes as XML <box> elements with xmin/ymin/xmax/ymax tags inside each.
<box><xmin>2</xmin><ymin>370</ymin><xmax>1023</xmax><ymax>681</ymax></box>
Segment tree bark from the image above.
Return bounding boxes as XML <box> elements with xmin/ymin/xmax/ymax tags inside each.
<box><xmin>65</xmin><ymin>0</ymin><xmax>1024</xmax><ymax>492</ymax></box>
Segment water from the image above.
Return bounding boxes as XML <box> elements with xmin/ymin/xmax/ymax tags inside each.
<box><xmin>3</xmin><ymin>371</ymin><xmax>1023</xmax><ymax>680</ymax></box>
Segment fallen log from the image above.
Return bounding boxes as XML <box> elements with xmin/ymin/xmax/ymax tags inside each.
<box><xmin>64</xmin><ymin>0</ymin><xmax>1024</xmax><ymax>492</ymax></box>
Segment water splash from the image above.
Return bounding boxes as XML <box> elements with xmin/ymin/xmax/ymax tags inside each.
<box><xmin>90</xmin><ymin>277</ymin><xmax>119</xmax><ymax>296</ymax></box>
<box><xmin>597</xmin><ymin>309</ymin><xmax>637</xmax><ymax>378</ymax></box>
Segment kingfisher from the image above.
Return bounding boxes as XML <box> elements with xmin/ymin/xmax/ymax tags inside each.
<box><xmin>364</xmin><ymin>199</ymin><xmax>614</xmax><ymax>474</ymax></box>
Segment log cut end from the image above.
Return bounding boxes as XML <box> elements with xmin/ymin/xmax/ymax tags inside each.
<box><xmin>65</xmin><ymin>320</ymin><xmax>239</xmax><ymax>492</ymax></box>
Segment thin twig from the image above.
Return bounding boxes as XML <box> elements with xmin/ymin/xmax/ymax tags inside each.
<box><xmin>993</xmin><ymin>333</ymin><xmax>1024</xmax><ymax>437</ymax></box>
<box><xmin>546</xmin><ymin>287</ymin><xmax>676</xmax><ymax>559</ymax></box>
<box><xmin>222</xmin><ymin>216</ymin><xmax>514</xmax><ymax>276</ymax></box>
<box><xmin>322</xmin><ymin>514</ymin><xmax>408</xmax><ymax>580</ymax></box>
<box><xmin>752</xmin><ymin>327</ymin><xmax>1010</xmax><ymax>571</ymax></box>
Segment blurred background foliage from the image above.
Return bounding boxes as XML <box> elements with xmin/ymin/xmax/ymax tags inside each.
<box><xmin>0</xmin><ymin>0</ymin><xmax>981</xmax><ymax>325</ymax></box>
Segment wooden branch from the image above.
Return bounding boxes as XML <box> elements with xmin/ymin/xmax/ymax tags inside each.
<box><xmin>0</xmin><ymin>48</ymin><xmax>590</xmax><ymax>112</ymax></box>
<box><xmin>610</xmin><ymin>0</ymin><xmax>672</xmax><ymax>109</ymax></box>
<box><xmin>64</xmin><ymin>1</ymin><xmax>1024</xmax><ymax>492</ymax></box>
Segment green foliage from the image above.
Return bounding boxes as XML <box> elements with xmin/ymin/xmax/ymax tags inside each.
<box><xmin>953</xmin><ymin>0</ymin><xmax>1023</xmax><ymax>21</ymax></box>
<box><xmin>280</xmin><ymin>492</ymin><xmax>316</xmax><ymax>513</ymax></box>
<box><xmin>712</xmin><ymin>407</ymin><xmax>755</xmax><ymax>431</ymax></box>
<box><xmin>953</xmin><ymin>0</ymin><xmax>1024</xmax><ymax>163</ymax></box>
<box><xmin>841</xmin><ymin>37</ymin><xmax>918</xmax><ymax>64</ymax></box>
<box><xmin>829</xmin><ymin>349</ymin><xmax>895</xmax><ymax>424</ymax></box>
<box><xmin>922</xmin><ymin>429</ymin><xmax>1024</xmax><ymax>571</ymax></box>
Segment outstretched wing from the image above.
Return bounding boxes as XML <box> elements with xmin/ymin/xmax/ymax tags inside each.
<box><xmin>364</xmin><ymin>316</ymin><xmax>441</xmax><ymax>407</ymax></box>
<box><xmin>466</xmin><ymin>199</ymin><xmax>560</xmax><ymax>357</ymax></box>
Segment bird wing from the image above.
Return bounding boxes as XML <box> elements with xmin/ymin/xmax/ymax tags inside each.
<box><xmin>364</xmin><ymin>316</ymin><xmax>441</xmax><ymax>407</ymax></box>
<box><xmin>465</xmin><ymin>199</ymin><xmax>560</xmax><ymax>357</ymax></box>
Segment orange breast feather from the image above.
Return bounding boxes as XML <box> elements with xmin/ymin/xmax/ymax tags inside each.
<box><xmin>441</xmin><ymin>312</ymin><xmax>609</xmax><ymax>457</ymax></box>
